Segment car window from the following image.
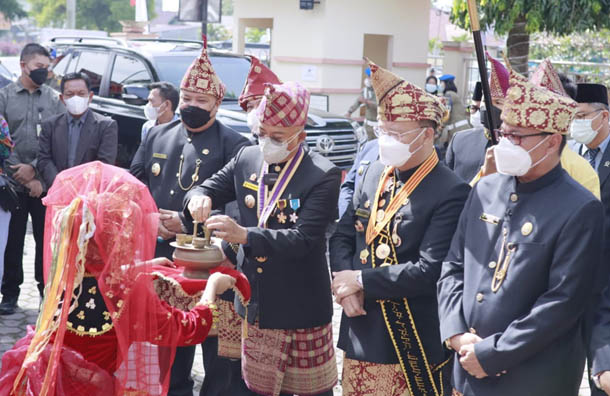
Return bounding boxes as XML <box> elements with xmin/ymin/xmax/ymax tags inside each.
<box><xmin>48</xmin><ymin>52</ymin><xmax>72</xmax><ymax>91</ymax></box>
<box><xmin>72</xmin><ymin>51</ymin><xmax>110</xmax><ymax>95</ymax></box>
<box><xmin>52</xmin><ymin>53</ymin><xmax>71</xmax><ymax>77</ymax></box>
<box><xmin>110</xmin><ymin>54</ymin><xmax>153</xmax><ymax>99</ymax></box>
<box><xmin>154</xmin><ymin>55</ymin><xmax>250</xmax><ymax>100</ymax></box>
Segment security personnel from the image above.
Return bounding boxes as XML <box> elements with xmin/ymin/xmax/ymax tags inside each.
<box><xmin>185</xmin><ymin>81</ymin><xmax>341</xmax><ymax>396</ymax></box>
<box><xmin>438</xmin><ymin>74</ymin><xmax>604</xmax><ymax>396</ymax></box>
<box><xmin>130</xmin><ymin>37</ymin><xmax>249</xmax><ymax>396</ymax></box>
<box><xmin>330</xmin><ymin>59</ymin><xmax>469</xmax><ymax>396</ymax></box>
<box><xmin>337</xmin><ymin>139</ymin><xmax>378</xmax><ymax>218</ymax></box>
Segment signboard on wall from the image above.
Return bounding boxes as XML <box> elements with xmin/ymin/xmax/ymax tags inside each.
<box><xmin>301</xmin><ymin>65</ymin><xmax>318</xmax><ymax>82</ymax></box>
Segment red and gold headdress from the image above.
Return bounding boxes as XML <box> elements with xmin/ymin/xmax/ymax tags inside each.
<box><xmin>366</xmin><ymin>58</ymin><xmax>446</xmax><ymax>125</ymax></box>
<box><xmin>181</xmin><ymin>35</ymin><xmax>226</xmax><ymax>100</ymax></box>
<box><xmin>256</xmin><ymin>81</ymin><xmax>310</xmax><ymax>127</ymax></box>
<box><xmin>238</xmin><ymin>56</ymin><xmax>282</xmax><ymax>112</ymax></box>
<box><xmin>501</xmin><ymin>74</ymin><xmax>577</xmax><ymax>134</ymax></box>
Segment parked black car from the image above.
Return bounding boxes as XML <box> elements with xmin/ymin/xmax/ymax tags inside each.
<box><xmin>46</xmin><ymin>38</ymin><xmax>358</xmax><ymax>170</ymax></box>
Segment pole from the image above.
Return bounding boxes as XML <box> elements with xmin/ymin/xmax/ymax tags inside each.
<box><xmin>466</xmin><ymin>0</ymin><xmax>498</xmax><ymax>145</ymax></box>
<box><xmin>201</xmin><ymin>0</ymin><xmax>208</xmax><ymax>36</ymax></box>
<box><xmin>66</xmin><ymin>0</ymin><xmax>76</xmax><ymax>29</ymax></box>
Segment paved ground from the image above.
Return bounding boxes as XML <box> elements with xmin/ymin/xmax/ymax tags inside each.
<box><xmin>0</xmin><ymin>227</ymin><xmax>592</xmax><ymax>395</ymax></box>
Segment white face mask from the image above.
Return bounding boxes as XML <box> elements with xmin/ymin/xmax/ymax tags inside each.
<box><xmin>494</xmin><ymin>136</ymin><xmax>550</xmax><ymax>176</ymax></box>
<box><xmin>470</xmin><ymin>109</ymin><xmax>483</xmax><ymax>129</ymax></box>
<box><xmin>259</xmin><ymin>132</ymin><xmax>300</xmax><ymax>164</ymax></box>
<box><xmin>144</xmin><ymin>102</ymin><xmax>159</xmax><ymax>121</ymax></box>
<box><xmin>247</xmin><ymin>110</ymin><xmax>260</xmax><ymax>132</ymax></box>
<box><xmin>570</xmin><ymin>112</ymin><xmax>603</xmax><ymax>145</ymax></box>
<box><xmin>425</xmin><ymin>84</ymin><xmax>437</xmax><ymax>93</ymax></box>
<box><xmin>378</xmin><ymin>128</ymin><xmax>426</xmax><ymax>167</ymax></box>
<box><xmin>64</xmin><ymin>95</ymin><xmax>89</xmax><ymax>115</ymax></box>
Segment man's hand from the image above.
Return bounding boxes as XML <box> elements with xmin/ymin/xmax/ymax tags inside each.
<box><xmin>188</xmin><ymin>195</ymin><xmax>212</xmax><ymax>223</ymax></box>
<box><xmin>481</xmin><ymin>146</ymin><xmax>497</xmax><ymax>177</ymax></box>
<box><xmin>158</xmin><ymin>222</ymin><xmax>176</xmax><ymax>241</ymax></box>
<box><xmin>25</xmin><ymin>179</ymin><xmax>43</xmax><ymax>198</ymax></box>
<box><xmin>599</xmin><ymin>371</ymin><xmax>610</xmax><ymax>395</ymax></box>
<box><xmin>448</xmin><ymin>332</ymin><xmax>483</xmax><ymax>352</ymax></box>
<box><xmin>358</xmin><ymin>96</ymin><xmax>365</xmax><ymax>104</ymax></box>
<box><xmin>205</xmin><ymin>215</ymin><xmax>248</xmax><ymax>244</ymax></box>
<box><xmin>331</xmin><ymin>270</ymin><xmax>363</xmax><ymax>300</ymax></box>
<box><xmin>459</xmin><ymin>343</ymin><xmax>488</xmax><ymax>379</ymax></box>
<box><xmin>10</xmin><ymin>164</ymin><xmax>36</xmax><ymax>185</ymax></box>
<box><xmin>338</xmin><ymin>291</ymin><xmax>366</xmax><ymax>317</ymax></box>
<box><xmin>159</xmin><ymin>209</ymin><xmax>184</xmax><ymax>233</ymax></box>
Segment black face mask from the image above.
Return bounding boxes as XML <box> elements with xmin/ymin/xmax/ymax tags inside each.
<box><xmin>180</xmin><ymin>105</ymin><xmax>212</xmax><ymax>129</ymax></box>
<box><xmin>481</xmin><ymin>105</ymin><xmax>502</xmax><ymax>132</ymax></box>
<box><xmin>28</xmin><ymin>67</ymin><xmax>48</xmax><ymax>86</ymax></box>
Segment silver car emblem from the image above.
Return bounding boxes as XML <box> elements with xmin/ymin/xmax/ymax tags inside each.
<box><xmin>316</xmin><ymin>135</ymin><xmax>335</xmax><ymax>154</ymax></box>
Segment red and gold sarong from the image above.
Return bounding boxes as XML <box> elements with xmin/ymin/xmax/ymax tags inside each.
<box><xmin>217</xmin><ymin>299</ymin><xmax>242</xmax><ymax>358</ymax></box>
<box><xmin>342</xmin><ymin>357</ymin><xmax>409</xmax><ymax>396</ymax></box>
<box><xmin>242</xmin><ymin>322</ymin><xmax>337</xmax><ymax>396</ymax></box>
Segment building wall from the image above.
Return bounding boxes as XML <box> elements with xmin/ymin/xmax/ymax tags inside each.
<box><xmin>233</xmin><ymin>0</ymin><xmax>431</xmax><ymax>115</ymax></box>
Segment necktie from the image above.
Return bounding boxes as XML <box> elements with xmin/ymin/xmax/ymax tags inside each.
<box><xmin>586</xmin><ymin>147</ymin><xmax>600</xmax><ymax>169</ymax></box>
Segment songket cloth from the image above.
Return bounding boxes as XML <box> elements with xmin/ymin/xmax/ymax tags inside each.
<box><xmin>241</xmin><ymin>322</ymin><xmax>337</xmax><ymax>396</ymax></box>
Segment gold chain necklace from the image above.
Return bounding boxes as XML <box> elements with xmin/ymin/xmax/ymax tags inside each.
<box><xmin>491</xmin><ymin>228</ymin><xmax>517</xmax><ymax>293</ymax></box>
<box><xmin>177</xmin><ymin>154</ymin><xmax>202</xmax><ymax>191</ymax></box>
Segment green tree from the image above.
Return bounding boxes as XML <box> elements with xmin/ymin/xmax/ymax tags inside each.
<box><xmin>451</xmin><ymin>0</ymin><xmax>610</xmax><ymax>75</ymax></box>
<box><xmin>222</xmin><ymin>0</ymin><xmax>233</xmax><ymax>16</ymax></box>
<box><xmin>245</xmin><ymin>27</ymin><xmax>266</xmax><ymax>43</ymax></box>
<box><xmin>530</xmin><ymin>30</ymin><xmax>610</xmax><ymax>86</ymax></box>
<box><xmin>0</xmin><ymin>0</ymin><xmax>27</xmax><ymax>21</ymax></box>
<box><xmin>207</xmin><ymin>23</ymin><xmax>231</xmax><ymax>42</ymax></box>
<box><xmin>28</xmin><ymin>0</ymin><xmax>156</xmax><ymax>32</ymax></box>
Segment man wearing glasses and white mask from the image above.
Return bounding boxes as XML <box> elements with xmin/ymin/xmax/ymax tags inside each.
<box><xmin>330</xmin><ymin>59</ymin><xmax>470</xmax><ymax>396</ymax></box>
<box><xmin>438</xmin><ymin>73</ymin><xmax>604</xmax><ymax>396</ymax></box>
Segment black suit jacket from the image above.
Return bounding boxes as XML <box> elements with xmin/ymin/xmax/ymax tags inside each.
<box><xmin>130</xmin><ymin>119</ymin><xmax>250</xmax><ymax>259</ymax></box>
<box><xmin>38</xmin><ymin>110</ymin><xmax>117</xmax><ymax>188</ymax></box>
<box><xmin>330</xmin><ymin>158</ymin><xmax>470</xmax><ymax>365</ymax></box>
<box><xmin>444</xmin><ymin>127</ymin><xmax>490</xmax><ymax>183</ymax></box>
<box><xmin>184</xmin><ymin>145</ymin><xmax>341</xmax><ymax>329</ymax></box>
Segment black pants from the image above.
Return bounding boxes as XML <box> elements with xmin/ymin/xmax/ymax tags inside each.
<box><xmin>2</xmin><ymin>192</ymin><xmax>45</xmax><ymax>299</ymax></box>
<box><xmin>168</xmin><ymin>337</ymin><xmax>249</xmax><ymax>396</ymax></box>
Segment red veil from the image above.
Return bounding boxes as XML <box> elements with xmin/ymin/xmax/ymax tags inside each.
<box><xmin>10</xmin><ymin>162</ymin><xmax>182</xmax><ymax>395</ymax></box>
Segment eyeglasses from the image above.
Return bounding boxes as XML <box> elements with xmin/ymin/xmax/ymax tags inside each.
<box><xmin>574</xmin><ymin>109</ymin><xmax>603</xmax><ymax>120</ymax></box>
<box><xmin>373</xmin><ymin>126</ymin><xmax>424</xmax><ymax>140</ymax></box>
<box><xmin>494</xmin><ymin>130</ymin><xmax>551</xmax><ymax>145</ymax></box>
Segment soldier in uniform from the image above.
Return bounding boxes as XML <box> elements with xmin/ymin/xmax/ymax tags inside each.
<box><xmin>130</xmin><ymin>37</ymin><xmax>250</xmax><ymax>396</ymax></box>
<box><xmin>438</xmin><ymin>74</ymin><xmax>604</xmax><ymax>396</ymax></box>
<box><xmin>185</xmin><ymin>81</ymin><xmax>341</xmax><ymax>396</ymax></box>
<box><xmin>330</xmin><ymin>59</ymin><xmax>470</xmax><ymax>396</ymax></box>
<box><xmin>345</xmin><ymin>67</ymin><xmax>378</xmax><ymax>141</ymax></box>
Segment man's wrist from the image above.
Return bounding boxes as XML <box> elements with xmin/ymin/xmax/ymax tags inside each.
<box><xmin>356</xmin><ymin>271</ymin><xmax>363</xmax><ymax>289</ymax></box>
<box><xmin>593</xmin><ymin>372</ymin><xmax>605</xmax><ymax>390</ymax></box>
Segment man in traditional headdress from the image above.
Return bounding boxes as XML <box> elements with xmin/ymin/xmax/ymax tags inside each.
<box><xmin>438</xmin><ymin>73</ymin><xmax>603</xmax><ymax>396</ymax></box>
<box><xmin>330</xmin><ymin>59</ymin><xmax>470</xmax><ymax>396</ymax></box>
<box><xmin>186</xmin><ymin>81</ymin><xmax>341</xmax><ymax>396</ymax></box>
<box><xmin>130</xmin><ymin>36</ymin><xmax>250</xmax><ymax>396</ymax></box>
